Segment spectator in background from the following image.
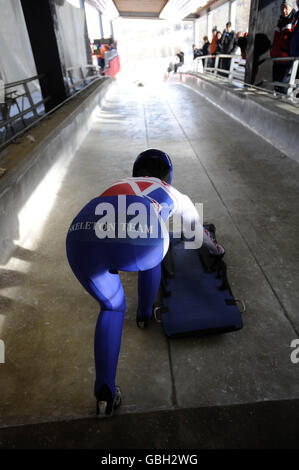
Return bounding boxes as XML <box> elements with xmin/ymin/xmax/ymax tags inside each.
<box><xmin>290</xmin><ymin>0</ymin><xmax>299</xmax><ymax>57</ymax></box>
<box><xmin>220</xmin><ymin>22</ymin><xmax>237</xmax><ymax>71</ymax></box>
<box><xmin>236</xmin><ymin>31</ymin><xmax>248</xmax><ymax>59</ymax></box>
<box><xmin>210</xmin><ymin>27</ymin><xmax>218</xmax><ymax>56</ymax></box>
<box><xmin>209</xmin><ymin>27</ymin><xmax>218</xmax><ymax>68</ymax></box>
<box><xmin>215</xmin><ymin>31</ymin><xmax>223</xmax><ymax>55</ymax></box>
<box><xmin>214</xmin><ymin>29</ymin><xmax>224</xmax><ymax>69</ymax></box>
<box><xmin>200</xmin><ymin>36</ymin><xmax>211</xmax><ymax>56</ymax></box>
<box><xmin>214</xmin><ymin>31</ymin><xmax>226</xmax><ymax>73</ymax></box>
<box><xmin>174</xmin><ymin>50</ymin><xmax>184</xmax><ymax>73</ymax></box>
<box><xmin>98</xmin><ymin>42</ymin><xmax>111</xmax><ymax>74</ymax></box>
<box><xmin>221</xmin><ymin>22</ymin><xmax>237</xmax><ymax>54</ymax></box>
<box><xmin>270</xmin><ymin>0</ymin><xmax>296</xmax><ymax>93</ymax></box>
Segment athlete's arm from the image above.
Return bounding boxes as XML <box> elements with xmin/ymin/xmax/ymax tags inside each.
<box><xmin>169</xmin><ymin>187</ymin><xmax>225</xmax><ymax>255</ymax></box>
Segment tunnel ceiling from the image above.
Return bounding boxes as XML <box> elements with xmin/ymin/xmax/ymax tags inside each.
<box><xmin>85</xmin><ymin>0</ymin><xmax>205</xmax><ymax>20</ymax></box>
<box><xmin>113</xmin><ymin>0</ymin><xmax>168</xmax><ymax>18</ymax></box>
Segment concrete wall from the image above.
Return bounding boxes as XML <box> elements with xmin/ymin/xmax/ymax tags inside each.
<box><xmin>0</xmin><ymin>78</ymin><xmax>114</xmax><ymax>265</ymax></box>
<box><xmin>169</xmin><ymin>73</ymin><xmax>299</xmax><ymax>163</ymax></box>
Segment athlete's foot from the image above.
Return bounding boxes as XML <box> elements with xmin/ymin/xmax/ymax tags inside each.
<box><xmin>136</xmin><ymin>309</ymin><xmax>152</xmax><ymax>328</ymax></box>
<box><xmin>95</xmin><ymin>385</ymin><xmax>122</xmax><ymax>417</ymax></box>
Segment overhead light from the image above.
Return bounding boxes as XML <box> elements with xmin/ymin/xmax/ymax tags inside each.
<box><xmin>160</xmin><ymin>0</ymin><xmax>202</xmax><ymax>22</ymax></box>
<box><xmin>85</xmin><ymin>0</ymin><xmax>119</xmax><ymax>20</ymax></box>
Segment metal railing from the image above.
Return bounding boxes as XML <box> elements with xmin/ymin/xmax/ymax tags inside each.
<box><xmin>93</xmin><ymin>49</ymin><xmax>118</xmax><ymax>74</ymax></box>
<box><xmin>66</xmin><ymin>64</ymin><xmax>103</xmax><ymax>93</ymax></box>
<box><xmin>190</xmin><ymin>54</ymin><xmax>299</xmax><ymax>101</ymax></box>
<box><xmin>259</xmin><ymin>57</ymin><xmax>299</xmax><ymax>99</ymax></box>
<box><xmin>0</xmin><ymin>75</ymin><xmax>49</xmax><ymax>146</ymax></box>
<box><xmin>192</xmin><ymin>54</ymin><xmax>246</xmax><ymax>83</ymax></box>
<box><xmin>104</xmin><ymin>49</ymin><xmax>118</xmax><ymax>69</ymax></box>
<box><xmin>0</xmin><ymin>65</ymin><xmax>105</xmax><ymax>149</ymax></box>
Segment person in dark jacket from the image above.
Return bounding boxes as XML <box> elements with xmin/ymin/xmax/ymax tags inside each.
<box><xmin>220</xmin><ymin>22</ymin><xmax>237</xmax><ymax>71</ymax></box>
<box><xmin>270</xmin><ymin>0</ymin><xmax>296</xmax><ymax>93</ymax></box>
<box><xmin>221</xmin><ymin>22</ymin><xmax>237</xmax><ymax>54</ymax></box>
<box><xmin>200</xmin><ymin>36</ymin><xmax>210</xmax><ymax>56</ymax></box>
<box><xmin>215</xmin><ymin>31</ymin><xmax>223</xmax><ymax>54</ymax></box>
<box><xmin>213</xmin><ymin>31</ymin><xmax>224</xmax><ymax>71</ymax></box>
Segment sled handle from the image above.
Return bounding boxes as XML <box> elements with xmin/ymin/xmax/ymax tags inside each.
<box><xmin>153</xmin><ymin>306</ymin><xmax>163</xmax><ymax>323</ymax></box>
<box><xmin>234</xmin><ymin>299</ymin><xmax>246</xmax><ymax>313</ymax></box>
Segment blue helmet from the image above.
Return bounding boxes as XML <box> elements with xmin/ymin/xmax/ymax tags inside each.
<box><xmin>132</xmin><ymin>149</ymin><xmax>173</xmax><ymax>184</ymax></box>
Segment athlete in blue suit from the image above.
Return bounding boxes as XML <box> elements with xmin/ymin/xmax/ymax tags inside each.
<box><xmin>66</xmin><ymin>149</ymin><xmax>224</xmax><ymax>416</ymax></box>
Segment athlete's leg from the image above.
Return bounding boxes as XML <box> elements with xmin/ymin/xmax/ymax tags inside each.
<box><xmin>66</xmin><ymin>194</ymin><xmax>165</xmax><ymax>408</ymax></box>
<box><xmin>137</xmin><ymin>263</ymin><xmax>161</xmax><ymax>320</ymax></box>
<box><xmin>88</xmin><ymin>270</ymin><xmax>126</xmax><ymax>400</ymax></box>
<box><xmin>66</xmin><ymin>240</ymin><xmax>126</xmax><ymax>402</ymax></box>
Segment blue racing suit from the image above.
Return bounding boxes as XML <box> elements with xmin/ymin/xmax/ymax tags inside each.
<box><xmin>66</xmin><ymin>177</ymin><xmax>224</xmax><ymax>399</ymax></box>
